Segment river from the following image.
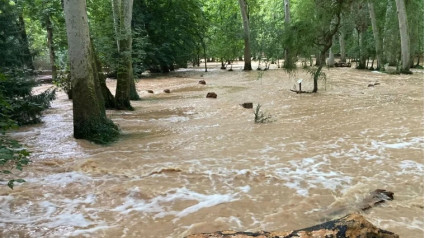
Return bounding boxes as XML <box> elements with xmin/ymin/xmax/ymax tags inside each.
<box><xmin>1</xmin><ymin>63</ymin><xmax>423</xmax><ymax>237</ymax></box>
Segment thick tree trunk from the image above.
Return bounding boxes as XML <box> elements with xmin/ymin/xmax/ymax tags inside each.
<box><xmin>368</xmin><ymin>0</ymin><xmax>383</xmax><ymax>70</ymax></box>
<box><xmin>63</xmin><ymin>0</ymin><xmax>118</xmax><ymax>143</ymax></box>
<box><xmin>92</xmin><ymin>42</ymin><xmax>116</xmax><ymax>109</ymax></box>
<box><xmin>186</xmin><ymin>214</ymin><xmax>398</xmax><ymax>238</ymax></box>
<box><xmin>114</xmin><ymin>0</ymin><xmax>138</xmax><ymax>109</ymax></box>
<box><xmin>238</xmin><ymin>0</ymin><xmax>252</xmax><ymax>70</ymax></box>
<box><xmin>395</xmin><ymin>0</ymin><xmax>410</xmax><ymax>72</ymax></box>
<box><xmin>18</xmin><ymin>15</ymin><xmax>34</xmax><ymax>70</ymax></box>
<box><xmin>46</xmin><ymin>16</ymin><xmax>57</xmax><ymax>81</ymax></box>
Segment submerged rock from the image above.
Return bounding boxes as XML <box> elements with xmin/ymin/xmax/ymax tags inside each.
<box><xmin>360</xmin><ymin>189</ymin><xmax>394</xmax><ymax>211</ymax></box>
<box><xmin>186</xmin><ymin>213</ymin><xmax>398</xmax><ymax>238</ymax></box>
<box><xmin>206</xmin><ymin>92</ymin><xmax>217</xmax><ymax>98</ymax></box>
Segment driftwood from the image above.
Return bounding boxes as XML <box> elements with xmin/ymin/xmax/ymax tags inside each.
<box><xmin>186</xmin><ymin>213</ymin><xmax>398</xmax><ymax>238</ymax></box>
<box><xmin>290</xmin><ymin>89</ymin><xmax>311</xmax><ymax>94</ymax></box>
<box><xmin>360</xmin><ymin>189</ymin><xmax>394</xmax><ymax>211</ymax></box>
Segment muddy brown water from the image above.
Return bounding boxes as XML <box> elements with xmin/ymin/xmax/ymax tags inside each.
<box><xmin>1</xmin><ymin>63</ymin><xmax>423</xmax><ymax>237</ymax></box>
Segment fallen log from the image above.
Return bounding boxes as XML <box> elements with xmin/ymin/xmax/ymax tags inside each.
<box><xmin>290</xmin><ymin>89</ymin><xmax>311</xmax><ymax>94</ymax></box>
<box><xmin>186</xmin><ymin>213</ymin><xmax>398</xmax><ymax>238</ymax></box>
<box><xmin>334</xmin><ymin>62</ymin><xmax>352</xmax><ymax>67</ymax></box>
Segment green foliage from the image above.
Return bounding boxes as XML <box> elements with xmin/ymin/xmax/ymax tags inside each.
<box><xmin>0</xmin><ymin>0</ymin><xmax>33</xmax><ymax>68</ymax></box>
<box><xmin>0</xmin><ymin>71</ymin><xmax>51</xmax><ymax>189</ymax></box>
<box><xmin>133</xmin><ymin>0</ymin><xmax>206</xmax><ymax>72</ymax></box>
<box><xmin>0</xmin><ymin>136</ymin><xmax>30</xmax><ymax>189</ymax></box>
<box><xmin>53</xmin><ymin>70</ymin><xmax>72</xmax><ymax>98</ymax></box>
<box><xmin>0</xmin><ymin>71</ymin><xmax>56</xmax><ymax>125</ymax></box>
<box><xmin>254</xmin><ymin>104</ymin><xmax>272</xmax><ymax>124</ymax></box>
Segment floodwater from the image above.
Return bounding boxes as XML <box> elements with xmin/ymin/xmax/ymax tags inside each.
<box><xmin>1</xmin><ymin>62</ymin><xmax>423</xmax><ymax>237</ymax></box>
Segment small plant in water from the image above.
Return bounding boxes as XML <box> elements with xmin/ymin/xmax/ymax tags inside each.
<box><xmin>254</xmin><ymin>104</ymin><xmax>272</xmax><ymax>123</ymax></box>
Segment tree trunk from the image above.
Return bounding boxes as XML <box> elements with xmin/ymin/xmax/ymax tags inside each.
<box><xmin>18</xmin><ymin>15</ymin><xmax>34</xmax><ymax>70</ymax></box>
<box><xmin>383</xmin><ymin>0</ymin><xmax>399</xmax><ymax>66</ymax></box>
<box><xmin>358</xmin><ymin>30</ymin><xmax>367</xmax><ymax>69</ymax></box>
<box><xmin>46</xmin><ymin>16</ymin><xmax>57</xmax><ymax>81</ymax></box>
<box><xmin>238</xmin><ymin>0</ymin><xmax>252</xmax><ymax>70</ymax></box>
<box><xmin>113</xmin><ymin>0</ymin><xmax>138</xmax><ymax>110</ymax></box>
<box><xmin>92</xmin><ymin>42</ymin><xmax>116</xmax><ymax>109</ymax></box>
<box><xmin>283</xmin><ymin>0</ymin><xmax>293</xmax><ymax>69</ymax></box>
<box><xmin>328</xmin><ymin>46</ymin><xmax>334</xmax><ymax>66</ymax></box>
<box><xmin>63</xmin><ymin>0</ymin><xmax>118</xmax><ymax>143</ymax></box>
<box><xmin>368</xmin><ymin>0</ymin><xmax>383</xmax><ymax>70</ymax></box>
<box><xmin>395</xmin><ymin>0</ymin><xmax>410</xmax><ymax>72</ymax></box>
<box><xmin>339</xmin><ymin>30</ymin><xmax>346</xmax><ymax>62</ymax></box>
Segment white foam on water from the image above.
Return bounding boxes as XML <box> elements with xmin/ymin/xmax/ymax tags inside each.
<box><xmin>161</xmin><ymin>116</ymin><xmax>190</xmax><ymax>123</ymax></box>
<box><xmin>397</xmin><ymin>160</ymin><xmax>424</xmax><ymax>176</ymax></box>
<box><xmin>27</xmin><ymin>171</ymin><xmax>92</xmax><ymax>187</ymax></box>
<box><xmin>0</xmin><ymin>194</ymin><xmax>95</xmax><ymax>229</ymax></box>
<box><xmin>371</xmin><ymin>137</ymin><xmax>424</xmax><ymax>150</ymax></box>
<box><xmin>113</xmin><ymin>187</ymin><xmax>236</xmax><ymax>222</ymax></box>
<box><xmin>275</xmin><ymin>157</ymin><xmax>352</xmax><ymax>196</ymax></box>
<box><xmin>63</xmin><ymin>225</ymin><xmax>111</xmax><ymax>237</ymax></box>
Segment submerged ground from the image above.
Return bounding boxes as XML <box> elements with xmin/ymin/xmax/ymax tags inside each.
<box><xmin>1</xmin><ymin>62</ymin><xmax>423</xmax><ymax>237</ymax></box>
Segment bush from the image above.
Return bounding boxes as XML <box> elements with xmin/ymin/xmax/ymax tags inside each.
<box><xmin>0</xmin><ymin>71</ymin><xmax>56</xmax><ymax>189</ymax></box>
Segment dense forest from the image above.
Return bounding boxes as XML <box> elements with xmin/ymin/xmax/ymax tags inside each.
<box><xmin>0</xmin><ymin>0</ymin><xmax>423</xmax><ymax>187</ymax></box>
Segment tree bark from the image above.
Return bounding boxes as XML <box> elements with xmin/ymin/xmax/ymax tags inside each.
<box><xmin>18</xmin><ymin>15</ymin><xmax>34</xmax><ymax>70</ymax></box>
<box><xmin>358</xmin><ymin>30</ymin><xmax>367</xmax><ymax>69</ymax></box>
<box><xmin>328</xmin><ymin>45</ymin><xmax>335</xmax><ymax>66</ymax></box>
<box><xmin>113</xmin><ymin>0</ymin><xmax>138</xmax><ymax>110</ymax></box>
<box><xmin>395</xmin><ymin>0</ymin><xmax>410</xmax><ymax>72</ymax></box>
<box><xmin>46</xmin><ymin>15</ymin><xmax>57</xmax><ymax>81</ymax></box>
<box><xmin>368</xmin><ymin>0</ymin><xmax>383</xmax><ymax>70</ymax></box>
<box><xmin>238</xmin><ymin>0</ymin><xmax>252</xmax><ymax>70</ymax></box>
<box><xmin>63</xmin><ymin>0</ymin><xmax>118</xmax><ymax>143</ymax></box>
<box><xmin>92</xmin><ymin>42</ymin><xmax>116</xmax><ymax>109</ymax></box>
<box><xmin>339</xmin><ymin>30</ymin><xmax>346</xmax><ymax>62</ymax></box>
<box><xmin>283</xmin><ymin>0</ymin><xmax>293</xmax><ymax>69</ymax></box>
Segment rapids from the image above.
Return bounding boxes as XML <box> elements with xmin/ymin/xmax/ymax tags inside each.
<box><xmin>1</xmin><ymin>62</ymin><xmax>423</xmax><ymax>237</ymax></box>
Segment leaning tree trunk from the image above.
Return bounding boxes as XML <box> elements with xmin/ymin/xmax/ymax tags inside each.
<box><xmin>46</xmin><ymin>15</ymin><xmax>57</xmax><ymax>81</ymax></box>
<box><xmin>113</xmin><ymin>0</ymin><xmax>138</xmax><ymax>110</ymax></box>
<box><xmin>395</xmin><ymin>0</ymin><xmax>410</xmax><ymax>72</ymax></box>
<box><xmin>63</xmin><ymin>0</ymin><xmax>118</xmax><ymax>143</ymax></box>
<box><xmin>238</xmin><ymin>0</ymin><xmax>252</xmax><ymax>70</ymax></box>
<box><xmin>368</xmin><ymin>0</ymin><xmax>383</xmax><ymax>70</ymax></box>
